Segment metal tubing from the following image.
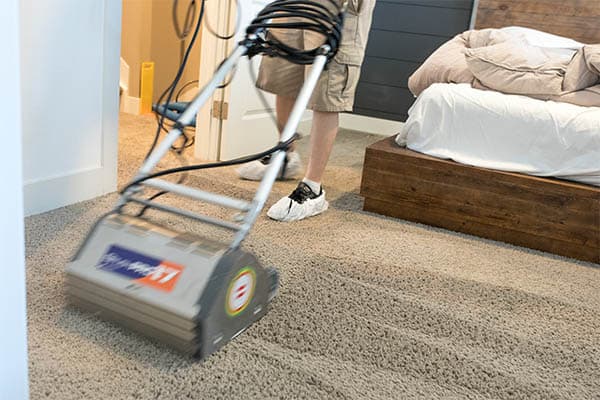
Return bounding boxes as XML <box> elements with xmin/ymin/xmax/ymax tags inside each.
<box><xmin>138</xmin><ymin>45</ymin><xmax>249</xmax><ymax>176</ymax></box>
<box><xmin>127</xmin><ymin>197</ymin><xmax>242</xmax><ymax>231</ymax></box>
<box><xmin>231</xmin><ymin>50</ymin><xmax>330</xmax><ymax>248</ymax></box>
<box><xmin>143</xmin><ymin>179</ymin><xmax>251</xmax><ymax>211</ymax></box>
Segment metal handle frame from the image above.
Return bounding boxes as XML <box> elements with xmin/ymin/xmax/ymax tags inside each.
<box><xmin>120</xmin><ymin>40</ymin><xmax>331</xmax><ymax>249</ymax></box>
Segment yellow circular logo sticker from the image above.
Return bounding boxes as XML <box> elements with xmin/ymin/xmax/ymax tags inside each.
<box><xmin>225</xmin><ymin>267</ymin><xmax>256</xmax><ymax>317</ymax></box>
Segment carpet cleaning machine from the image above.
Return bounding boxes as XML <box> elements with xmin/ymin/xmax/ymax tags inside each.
<box><xmin>66</xmin><ymin>0</ymin><xmax>346</xmax><ymax>359</ymax></box>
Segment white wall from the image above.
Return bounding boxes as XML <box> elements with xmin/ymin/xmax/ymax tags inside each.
<box><xmin>20</xmin><ymin>0</ymin><xmax>122</xmax><ymax>216</ymax></box>
<box><xmin>0</xmin><ymin>0</ymin><xmax>29</xmax><ymax>398</ymax></box>
<box><xmin>295</xmin><ymin>113</ymin><xmax>402</xmax><ymax>142</ymax></box>
<box><xmin>339</xmin><ymin>113</ymin><xmax>402</xmax><ymax>136</ymax></box>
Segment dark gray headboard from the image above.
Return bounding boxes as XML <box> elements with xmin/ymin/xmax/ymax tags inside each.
<box><xmin>353</xmin><ymin>0</ymin><xmax>474</xmax><ymax>121</ymax></box>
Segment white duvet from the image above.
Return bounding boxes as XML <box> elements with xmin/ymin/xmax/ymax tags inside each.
<box><xmin>397</xmin><ymin>83</ymin><xmax>600</xmax><ymax>186</ymax></box>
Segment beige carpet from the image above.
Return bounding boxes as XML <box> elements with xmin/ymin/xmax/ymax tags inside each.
<box><xmin>26</xmin><ymin>114</ymin><xmax>600</xmax><ymax>399</ymax></box>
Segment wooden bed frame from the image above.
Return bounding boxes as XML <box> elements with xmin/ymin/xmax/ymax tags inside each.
<box><xmin>360</xmin><ymin>0</ymin><xmax>600</xmax><ymax>264</ymax></box>
<box><xmin>360</xmin><ymin>137</ymin><xmax>599</xmax><ymax>263</ymax></box>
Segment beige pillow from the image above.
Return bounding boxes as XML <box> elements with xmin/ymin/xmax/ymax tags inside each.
<box><xmin>464</xmin><ymin>28</ymin><xmax>512</xmax><ymax>49</ymax></box>
<box><xmin>465</xmin><ymin>41</ymin><xmax>570</xmax><ymax>96</ymax></box>
<box><xmin>408</xmin><ymin>33</ymin><xmax>475</xmax><ymax>96</ymax></box>
<box><xmin>552</xmin><ymin>85</ymin><xmax>600</xmax><ymax>108</ymax></box>
<box><xmin>584</xmin><ymin>44</ymin><xmax>600</xmax><ymax>74</ymax></box>
<box><xmin>563</xmin><ymin>45</ymin><xmax>600</xmax><ymax>92</ymax></box>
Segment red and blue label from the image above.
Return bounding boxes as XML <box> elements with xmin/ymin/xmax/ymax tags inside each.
<box><xmin>97</xmin><ymin>245</ymin><xmax>184</xmax><ymax>292</ymax></box>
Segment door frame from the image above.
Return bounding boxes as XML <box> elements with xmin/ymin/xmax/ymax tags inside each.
<box><xmin>194</xmin><ymin>0</ymin><xmax>235</xmax><ymax>161</ymax></box>
<box><xmin>1</xmin><ymin>0</ymin><xmax>28</xmax><ymax>397</ymax></box>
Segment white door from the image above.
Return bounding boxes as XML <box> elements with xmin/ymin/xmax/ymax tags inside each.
<box><xmin>219</xmin><ymin>0</ymin><xmax>278</xmax><ymax>160</ymax></box>
<box><xmin>195</xmin><ymin>0</ymin><xmax>311</xmax><ymax>161</ymax></box>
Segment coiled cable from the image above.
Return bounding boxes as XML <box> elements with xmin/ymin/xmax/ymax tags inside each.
<box><xmin>245</xmin><ymin>0</ymin><xmax>347</xmax><ymax>63</ymax></box>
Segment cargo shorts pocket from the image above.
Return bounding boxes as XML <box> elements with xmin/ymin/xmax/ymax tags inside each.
<box><xmin>327</xmin><ymin>59</ymin><xmax>360</xmax><ymax>103</ymax></box>
<box><xmin>337</xmin><ymin>12</ymin><xmax>360</xmax><ymax>64</ymax></box>
<box><xmin>337</xmin><ymin>0</ymin><xmax>374</xmax><ymax>65</ymax></box>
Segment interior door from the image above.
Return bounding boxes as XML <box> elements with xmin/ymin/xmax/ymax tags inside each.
<box><xmin>219</xmin><ymin>0</ymin><xmax>279</xmax><ymax>160</ymax></box>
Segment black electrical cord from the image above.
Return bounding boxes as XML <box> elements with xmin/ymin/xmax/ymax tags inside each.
<box><xmin>173</xmin><ymin>0</ymin><xmax>198</xmax><ymax>62</ymax></box>
<box><xmin>135</xmin><ymin>0</ymin><xmax>204</xmax><ymax>216</ymax></box>
<box><xmin>150</xmin><ymin>0</ymin><xmax>344</xmax><ymax>160</ymax></box>
<box><xmin>121</xmin><ymin>134</ymin><xmax>298</xmax><ymax>195</ymax></box>
<box><xmin>170</xmin><ymin>0</ymin><xmax>199</xmax><ymax>146</ymax></box>
<box><xmin>173</xmin><ymin>0</ymin><xmax>197</xmax><ymax>40</ymax></box>
<box><xmin>245</xmin><ymin>0</ymin><xmax>346</xmax><ymax>64</ymax></box>
<box><xmin>127</xmin><ymin>0</ymin><xmax>346</xmax><ymax>209</ymax></box>
<box><xmin>146</xmin><ymin>0</ymin><xmax>205</xmax><ymax>161</ymax></box>
<box><xmin>175</xmin><ymin>79</ymin><xmax>199</xmax><ymax>101</ymax></box>
<box><xmin>205</xmin><ymin>0</ymin><xmax>242</xmax><ymax>40</ymax></box>
<box><xmin>151</xmin><ymin>0</ymin><xmax>242</xmax><ymax>157</ymax></box>
<box><xmin>135</xmin><ymin>0</ymin><xmax>243</xmax><ymax>216</ymax></box>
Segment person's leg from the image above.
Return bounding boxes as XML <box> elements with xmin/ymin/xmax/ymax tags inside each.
<box><xmin>304</xmin><ymin>110</ymin><xmax>339</xmax><ymax>184</ymax></box>
<box><xmin>265</xmin><ymin>110</ymin><xmax>337</xmax><ymax>222</ymax></box>
<box><xmin>238</xmin><ymin>21</ymin><xmax>305</xmax><ymax>181</ymax></box>
<box><xmin>237</xmin><ymin>93</ymin><xmax>303</xmax><ymax>181</ymax></box>
<box><xmin>276</xmin><ymin>95</ymin><xmax>297</xmax><ymax>151</ymax></box>
<box><xmin>276</xmin><ymin>95</ymin><xmax>295</xmax><ymax>131</ymax></box>
<box><xmin>274</xmin><ymin>99</ymin><xmax>339</xmax><ymax>187</ymax></box>
<box><xmin>267</xmin><ymin>1</ymin><xmax>376</xmax><ymax>221</ymax></box>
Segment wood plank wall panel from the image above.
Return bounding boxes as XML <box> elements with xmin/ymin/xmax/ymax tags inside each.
<box><xmin>353</xmin><ymin>0</ymin><xmax>474</xmax><ymax>121</ymax></box>
<box><xmin>360</xmin><ymin>137</ymin><xmax>600</xmax><ymax>264</ymax></box>
<box><xmin>476</xmin><ymin>0</ymin><xmax>600</xmax><ymax>44</ymax></box>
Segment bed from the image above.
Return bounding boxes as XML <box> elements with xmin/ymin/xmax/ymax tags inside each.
<box><xmin>360</xmin><ymin>0</ymin><xmax>600</xmax><ymax>264</ymax></box>
<box><xmin>397</xmin><ymin>83</ymin><xmax>600</xmax><ymax>187</ymax></box>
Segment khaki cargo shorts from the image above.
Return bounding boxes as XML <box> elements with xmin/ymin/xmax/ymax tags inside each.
<box><xmin>256</xmin><ymin>0</ymin><xmax>376</xmax><ymax>112</ymax></box>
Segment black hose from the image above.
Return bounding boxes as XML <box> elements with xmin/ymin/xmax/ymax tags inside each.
<box><xmin>173</xmin><ymin>0</ymin><xmax>198</xmax><ymax>62</ymax></box>
<box><xmin>121</xmin><ymin>135</ymin><xmax>298</xmax><ymax>195</ymax></box>
<box><xmin>173</xmin><ymin>0</ymin><xmax>197</xmax><ymax>40</ymax></box>
<box><xmin>245</xmin><ymin>0</ymin><xmax>346</xmax><ymax>64</ymax></box>
<box><xmin>146</xmin><ymin>0</ymin><xmax>205</xmax><ymax>161</ymax></box>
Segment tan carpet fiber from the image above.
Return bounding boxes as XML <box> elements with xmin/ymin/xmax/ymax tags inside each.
<box><xmin>26</xmin><ymin>114</ymin><xmax>600</xmax><ymax>399</ymax></box>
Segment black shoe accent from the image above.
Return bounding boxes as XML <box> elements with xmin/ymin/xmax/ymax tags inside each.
<box><xmin>288</xmin><ymin>182</ymin><xmax>321</xmax><ymax>204</ymax></box>
<box><xmin>279</xmin><ymin>155</ymin><xmax>290</xmax><ymax>180</ymax></box>
<box><xmin>262</xmin><ymin>153</ymin><xmax>293</xmax><ymax>179</ymax></box>
<box><xmin>260</xmin><ymin>155</ymin><xmax>272</xmax><ymax>165</ymax></box>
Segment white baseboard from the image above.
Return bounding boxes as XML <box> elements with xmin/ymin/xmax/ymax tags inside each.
<box><xmin>23</xmin><ymin>167</ymin><xmax>116</xmax><ymax>216</ymax></box>
<box><xmin>121</xmin><ymin>95</ymin><xmax>140</xmax><ymax>115</ymax></box>
<box><xmin>339</xmin><ymin>113</ymin><xmax>402</xmax><ymax>136</ymax></box>
<box><xmin>297</xmin><ymin>113</ymin><xmax>402</xmax><ymax>137</ymax></box>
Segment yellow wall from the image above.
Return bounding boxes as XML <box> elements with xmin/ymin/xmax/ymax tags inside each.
<box><xmin>121</xmin><ymin>0</ymin><xmax>201</xmax><ymax>103</ymax></box>
<box><xmin>121</xmin><ymin>0</ymin><xmax>152</xmax><ymax>97</ymax></box>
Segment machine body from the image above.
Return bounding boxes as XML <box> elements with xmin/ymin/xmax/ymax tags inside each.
<box><xmin>67</xmin><ymin>214</ymin><xmax>277</xmax><ymax>358</ymax></box>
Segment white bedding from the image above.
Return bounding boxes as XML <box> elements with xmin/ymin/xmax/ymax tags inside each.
<box><xmin>396</xmin><ymin>83</ymin><xmax>600</xmax><ymax>186</ymax></box>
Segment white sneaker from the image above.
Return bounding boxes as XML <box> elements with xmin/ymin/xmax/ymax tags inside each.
<box><xmin>237</xmin><ymin>152</ymin><xmax>302</xmax><ymax>181</ymax></box>
<box><xmin>267</xmin><ymin>182</ymin><xmax>329</xmax><ymax>222</ymax></box>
